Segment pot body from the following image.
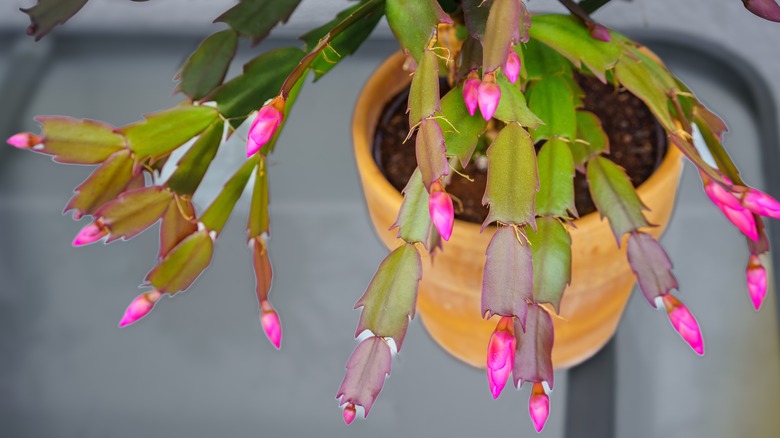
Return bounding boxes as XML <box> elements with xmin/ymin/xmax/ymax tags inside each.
<box><xmin>353</xmin><ymin>52</ymin><xmax>684</xmax><ymax>369</ymax></box>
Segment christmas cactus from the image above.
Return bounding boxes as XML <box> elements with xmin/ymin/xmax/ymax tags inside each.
<box><xmin>8</xmin><ymin>0</ymin><xmax>780</xmax><ymax>433</ymax></box>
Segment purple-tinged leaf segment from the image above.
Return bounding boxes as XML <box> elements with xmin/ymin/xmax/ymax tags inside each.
<box><xmin>120</xmin><ymin>105</ymin><xmax>218</xmax><ymax>159</ymax></box>
<box><xmin>441</xmin><ymin>85</ymin><xmax>487</xmax><ymax>167</ymax></box>
<box><xmin>392</xmin><ymin>169</ymin><xmax>432</xmax><ymax>245</ymax></box>
<box><xmin>527</xmin><ymin>218</ymin><xmax>572</xmax><ymax>312</ymax></box>
<box><xmin>536</xmin><ymin>139</ymin><xmax>576</xmax><ymax>218</ymax></box>
<box><xmin>146</xmin><ymin>230</ymin><xmax>214</xmax><ymax>295</ymax></box>
<box><xmin>95</xmin><ymin>186</ymin><xmax>173</xmax><ymax>243</ymax></box>
<box><xmin>587</xmin><ymin>156</ymin><xmax>650</xmax><ymax>245</ymax></box>
<box><xmin>482</xmin><ymin>0</ymin><xmax>520</xmax><ymax>74</ymax></box>
<box><xmin>215</xmin><ymin>0</ymin><xmax>302</xmax><ymax>44</ymax></box>
<box><xmin>159</xmin><ymin>198</ymin><xmax>197</xmax><ymax>260</ymax></box>
<box><xmin>415</xmin><ymin>119</ymin><xmax>449</xmax><ymax>191</ymax></box>
<box><xmin>668</xmin><ymin>133</ymin><xmax>724</xmax><ymax>185</ymax></box>
<box><xmin>408</xmin><ymin>49</ymin><xmax>441</xmax><ymax>129</ymax></box>
<box><xmin>513</xmin><ymin>304</ymin><xmax>554</xmax><ymax>388</ymax></box>
<box><xmin>252</xmin><ymin>237</ymin><xmax>273</xmax><ymax>303</ymax></box>
<box><xmin>166</xmin><ymin>119</ymin><xmax>223</xmax><ymax>196</ymax></box>
<box><xmin>462</xmin><ymin>0</ymin><xmax>493</xmax><ymax>41</ymax></box>
<box><xmin>661</xmin><ymin>294</ymin><xmax>704</xmax><ymax>355</ymax></box>
<box><xmin>72</xmin><ymin>222</ymin><xmax>108</xmax><ymax>247</ymax></box>
<box><xmin>119</xmin><ymin>290</ymin><xmax>162</xmax><ymax>328</ymax></box>
<box><xmin>178</xmin><ymin>30</ymin><xmax>238</xmax><ymax>100</ymax></box>
<box><xmin>481</xmin><ymin>226</ymin><xmax>533</xmax><ymax>325</ymax></box>
<box><xmin>486</xmin><ymin>316</ymin><xmax>516</xmax><ymax>399</ymax></box>
<box><xmin>65</xmin><ymin>149</ymin><xmax>135</xmax><ymax>219</ymax></box>
<box><xmin>34</xmin><ymin>117</ymin><xmax>125</xmax><ymax>164</ymax></box>
<box><xmin>529</xmin><ymin>382</ymin><xmax>551</xmax><ymax>433</ymax></box>
<box><xmin>627</xmin><ymin>231</ymin><xmax>678</xmax><ymax>306</ymax></box>
<box><xmin>527</xmin><ymin>75</ymin><xmax>577</xmax><ymax>142</ymax></box>
<box><xmin>260</xmin><ymin>299</ymin><xmax>282</xmax><ymax>349</ymax></box>
<box><xmin>355</xmin><ymin>244</ymin><xmax>422</xmax><ymax>350</ymax></box>
<box><xmin>747</xmin><ymin>255</ymin><xmax>768</xmax><ymax>310</ymax></box>
<box><xmin>20</xmin><ymin>0</ymin><xmax>87</xmax><ymax>41</ymax></box>
<box><xmin>743</xmin><ymin>0</ymin><xmax>780</xmax><ymax>22</ymax></box>
<box><xmin>337</xmin><ymin>336</ymin><xmax>392</xmax><ymax>417</ymax></box>
<box><xmin>200</xmin><ymin>157</ymin><xmax>258</xmax><ymax>235</ymax></box>
<box><xmin>493</xmin><ymin>76</ymin><xmax>542</xmax><ymax>128</ymax></box>
<box><xmin>248</xmin><ymin>158</ymin><xmax>271</xmax><ymax>239</ymax></box>
<box><xmin>385</xmin><ymin>0</ymin><xmax>452</xmax><ymax>63</ymax></box>
<box><xmin>572</xmin><ymin>111</ymin><xmax>609</xmax><ymax>169</ymax></box>
<box><xmin>482</xmin><ymin>123</ymin><xmax>538</xmax><ymax>229</ymax></box>
<box><xmin>428</xmin><ymin>183</ymin><xmax>454</xmax><ymax>241</ymax></box>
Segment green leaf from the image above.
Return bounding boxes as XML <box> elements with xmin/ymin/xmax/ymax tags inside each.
<box><xmin>415</xmin><ymin>119</ymin><xmax>449</xmax><ymax>190</ymax></box>
<box><xmin>386</xmin><ymin>0</ymin><xmax>452</xmax><ymax>63</ymax></box>
<box><xmin>439</xmin><ymin>86</ymin><xmax>487</xmax><ymax>167</ymax></box>
<box><xmin>694</xmin><ymin>114</ymin><xmax>741</xmax><ymax>183</ymax></box>
<box><xmin>35</xmin><ymin>116</ymin><xmax>126</xmax><ymax>164</ymax></box>
<box><xmin>393</xmin><ymin>169</ymin><xmax>431</xmax><ymax>245</ymax></box>
<box><xmin>147</xmin><ymin>230</ymin><xmax>214</xmax><ymax>294</ymax></box>
<box><xmin>536</xmin><ymin>138</ymin><xmax>576</xmax><ymax>217</ymax></box>
<box><xmin>65</xmin><ymin>149</ymin><xmax>135</xmax><ymax>217</ymax></box>
<box><xmin>96</xmin><ymin>186</ymin><xmax>173</xmax><ymax>242</ymax></box>
<box><xmin>571</xmin><ymin>110</ymin><xmax>609</xmax><ymax>168</ymax></box>
<box><xmin>530</xmin><ymin>14</ymin><xmax>621</xmax><ymax>82</ymax></box>
<box><xmin>355</xmin><ymin>243</ymin><xmax>422</xmax><ymax>350</ymax></box>
<box><xmin>482</xmin><ymin>0</ymin><xmax>524</xmax><ymax>73</ymax></box>
<box><xmin>215</xmin><ymin>0</ymin><xmax>302</xmax><ymax>44</ymax></box>
<box><xmin>522</xmin><ymin>37</ymin><xmax>571</xmax><ymax>81</ymax></box>
<box><xmin>166</xmin><ymin>120</ymin><xmax>223</xmax><ymax>196</ymax></box>
<box><xmin>527</xmin><ymin>218</ymin><xmax>571</xmax><ymax>312</ymax></box>
<box><xmin>20</xmin><ymin>0</ymin><xmax>87</xmax><ymax>41</ymax></box>
<box><xmin>614</xmin><ymin>54</ymin><xmax>675</xmax><ymax>131</ymax></box>
<box><xmin>481</xmin><ymin>226</ymin><xmax>533</xmax><ymax>325</ymax></box>
<box><xmin>209</xmin><ymin>47</ymin><xmax>305</xmax><ymax>129</ymax></box>
<box><xmin>527</xmin><ymin>75</ymin><xmax>577</xmax><ymax>142</ymax></box>
<box><xmin>494</xmin><ymin>75</ymin><xmax>543</xmax><ymax>129</ymax></box>
<box><xmin>483</xmin><ymin>123</ymin><xmax>538</xmax><ymax>228</ymax></box>
<box><xmin>200</xmin><ymin>156</ymin><xmax>258</xmax><ymax>234</ymax></box>
<box><xmin>178</xmin><ymin>30</ymin><xmax>238</xmax><ymax>100</ymax></box>
<box><xmin>159</xmin><ymin>198</ymin><xmax>198</xmax><ymax>260</ymax></box>
<box><xmin>587</xmin><ymin>156</ymin><xmax>650</xmax><ymax>244</ymax></box>
<box><xmin>408</xmin><ymin>49</ymin><xmax>441</xmax><ymax>128</ymax></box>
<box><xmin>299</xmin><ymin>0</ymin><xmax>384</xmax><ymax>80</ymax></box>
<box><xmin>121</xmin><ymin>105</ymin><xmax>218</xmax><ymax>159</ymax></box>
<box><xmin>248</xmin><ymin>158</ymin><xmax>270</xmax><ymax>238</ymax></box>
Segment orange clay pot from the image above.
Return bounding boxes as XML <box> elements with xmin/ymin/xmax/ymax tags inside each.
<box><xmin>352</xmin><ymin>51</ymin><xmax>684</xmax><ymax>369</ymax></box>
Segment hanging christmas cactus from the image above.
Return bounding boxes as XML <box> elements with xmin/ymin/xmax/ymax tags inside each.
<box><xmin>8</xmin><ymin>0</ymin><xmax>780</xmax><ymax>433</ymax></box>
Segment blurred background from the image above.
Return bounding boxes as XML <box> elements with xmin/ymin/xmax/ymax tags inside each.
<box><xmin>0</xmin><ymin>1</ymin><xmax>779</xmax><ymax>437</ymax></box>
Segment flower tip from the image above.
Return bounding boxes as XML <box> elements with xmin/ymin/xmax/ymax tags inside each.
<box><xmin>428</xmin><ymin>187</ymin><xmax>454</xmax><ymax>241</ymax></box>
<box><xmin>477</xmin><ymin>81</ymin><xmax>501</xmax><ymax>121</ymax></box>
<box><xmin>589</xmin><ymin>24</ymin><xmax>612</xmax><ymax>42</ymax></box>
<box><xmin>72</xmin><ymin>222</ymin><xmax>108</xmax><ymax>247</ymax></box>
<box><xmin>662</xmin><ymin>295</ymin><xmax>705</xmax><ymax>355</ymax></box>
<box><xmin>528</xmin><ymin>384</ymin><xmax>550</xmax><ymax>433</ymax></box>
<box><xmin>260</xmin><ymin>302</ymin><xmax>282</xmax><ymax>349</ymax></box>
<box><xmin>463</xmin><ymin>78</ymin><xmax>480</xmax><ymax>117</ymax></box>
<box><xmin>342</xmin><ymin>403</ymin><xmax>357</xmax><ymax>425</ymax></box>
<box><xmin>119</xmin><ymin>290</ymin><xmax>162</xmax><ymax>328</ymax></box>
<box><xmin>7</xmin><ymin>133</ymin><xmax>39</xmax><ymax>149</ymax></box>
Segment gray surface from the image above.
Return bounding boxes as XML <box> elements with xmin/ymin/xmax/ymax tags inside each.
<box><xmin>0</xmin><ymin>33</ymin><xmax>778</xmax><ymax>438</ymax></box>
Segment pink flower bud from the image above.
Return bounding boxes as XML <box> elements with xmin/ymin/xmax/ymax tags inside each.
<box><xmin>462</xmin><ymin>77</ymin><xmax>480</xmax><ymax>116</ymax></box>
<box><xmin>588</xmin><ymin>23</ymin><xmax>611</xmax><ymax>42</ymax></box>
<box><xmin>119</xmin><ymin>290</ymin><xmax>162</xmax><ymax>327</ymax></box>
<box><xmin>747</xmin><ymin>255</ymin><xmax>767</xmax><ymax>311</ymax></box>
<box><xmin>528</xmin><ymin>382</ymin><xmax>550</xmax><ymax>433</ymax></box>
<box><xmin>477</xmin><ymin>79</ymin><xmax>501</xmax><ymax>121</ymax></box>
<box><xmin>342</xmin><ymin>403</ymin><xmax>357</xmax><ymax>425</ymax></box>
<box><xmin>6</xmin><ymin>133</ymin><xmax>41</xmax><ymax>149</ymax></box>
<box><xmin>742</xmin><ymin>188</ymin><xmax>780</xmax><ymax>219</ymax></box>
<box><xmin>703</xmin><ymin>177</ymin><xmax>742</xmax><ymax>210</ymax></box>
<box><xmin>486</xmin><ymin>316</ymin><xmax>516</xmax><ymax>399</ymax></box>
<box><xmin>72</xmin><ymin>222</ymin><xmax>108</xmax><ymax>247</ymax></box>
<box><xmin>661</xmin><ymin>294</ymin><xmax>704</xmax><ymax>355</ymax></box>
<box><xmin>260</xmin><ymin>300</ymin><xmax>282</xmax><ymax>349</ymax></box>
<box><xmin>428</xmin><ymin>181</ymin><xmax>454</xmax><ymax>241</ymax></box>
<box><xmin>247</xmin><ymin>101</ymin><xmax>284</xmax><ymax>157</ymax></box>
<box><xmin>721</xmin><ymin>204</ymin><xmax>759</xmax><ymax>242</ymax></box>
<box><xmin>504</xmin><ymin>51</ymin><xmax>521</xmax><ymax>84</ymax></box>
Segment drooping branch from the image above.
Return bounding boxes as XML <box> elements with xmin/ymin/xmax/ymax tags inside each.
<box><xmin>578</xmin><ymin>0</ymin><xmax>615</xmax><ymax>15</ymax></box>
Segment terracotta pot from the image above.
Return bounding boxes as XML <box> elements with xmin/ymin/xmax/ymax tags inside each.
<box><xmin>352</xmin><ymin>51</ymin><xmax>684</xmax><ymax>369</ymax></box>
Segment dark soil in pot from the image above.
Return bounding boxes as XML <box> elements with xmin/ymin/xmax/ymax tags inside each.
<box><xmin>373</xmin><ymin>74</ymin><xmax>667</xmax><ymax>223</ymax></box>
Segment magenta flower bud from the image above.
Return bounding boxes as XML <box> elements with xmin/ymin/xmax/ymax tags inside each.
<box><xmin>119</xmin><ymin>289</ymin><xmax>162</xmax><ymax>327</ymax></box>
<box><xmin>528</xmin><ymin>382</ymin><xmax>550</xmax><ymax>433</ymax></box>
<box><xmin>6</xmin><ymin>132</ymin><xmax>41</xmax><ymax>149</ymax></box>
<box><xmin>742</xmin><ymin>188</ymin><xmax>780</xmax><ymax>219</ymax></box>
<box><xmin>661</xmin><ymin>294</ymin><xmax>704</xmax><ymax>355</ymax></box>
<box><xmin>462</xmin><ymin>77</ymin><xmax>480</xmax><ymax>116</ymax></box>
<box><xmin>260</xmin><ymin>300</ymin><xmax>282</xmax><ymax>349</ymax></box>
<box><xmin>721</xmin><ymin>204</ymin><xmax>759</xmax><ymax>242</ymax></box>
<box><xmin>504</xmin><ymin>51</ymin><xmax>521</xmax><ymax>84</ymax></box>
<box><xmin>746</xmin><ymin>255</ymin><xmax>767</xmax><ymax>311</ymax></box>
<box><xmin>477</xmin><ymin>79</ymin><xmax>501</xmax><ymax>121</ymax></box>
<box><xmin>428</xmin><ymin>181</ymin><xmax>454</xmax><ymax>241</ymax></box>
<box><xmin>588</xmin><ymin>23</ymin><xmax>612</xmax><ymax>42</ymax></box>
<box><xmin>72</xmin><ymin>222</ymin><xmax>108</xmax><ymax>247</ymax></box>
<box><xmin>342</xmin><ymin>403</ymin><xmax>357</xmax><ymax>425</ymax></box>
<box><xmin>703</xmin><ymin>177</ymin><xmax>742</xmax><ymax>210</ymax></box>
<box><xmin>486</xmin><ymin>316</ymin><xmax>516</xmax><ymax>399</ymax></box>
<box><xmin>247</xmin><ymin>100</ymin><xmax>284</xmax><ymax>157</ymax></box>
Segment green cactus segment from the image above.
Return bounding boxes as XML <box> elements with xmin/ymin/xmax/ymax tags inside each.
<box><xmin>35</xmin><ymin>116</ymin><xmax>126</xmax><ymax>164</ymax></box>
<box><xmin>483</xmin><ymin>123</ymin><xmax>538</xmax><ymax>229</ymax></box>
<box><xmin>200</xmin><ymin>156</ymin><xmax>259</xmax><ymax>235</ymax></box>
<box><xmin>178</xmin><ymin>30</ymin><xmax>239</xmax><ymax>101</ymax></box>
<box><xmin>65</xmin><ymin>149</ymin><xmax>135</xmax><ymax>217</ymax></box>
<box><xmin>614</xmin><ymin>54</ymin><xmax>675</xmax><ymax>132</ymax></box>
<box><xmin>166</xmin><ymin>120</ymin><xmax>224</xmax><ymax>196</ymax></box>
<box><xmin>494</xmin><ymin>76</ymin><xmax>543</xmax><ymax>129</ymax></box>
<box><xmin>393</xmin><ymin>169</ymin><xmax>432</xmax><ymax>245</ymax></box>
<box><xmin>209</xmin><ymin>47</ymin><xmax>305</xmax><ymax>129</ymax></box>
<box><xmin>248</xmin><ymin>158</ymin><xmax>271</xmax><ymax>239</ymax></box>
<box><xmin>587</xmin><ymin>155</ymin><xmax>650</xmax><ymax>245</ymax></box>
<box><xmin>694</xmin><ymin>115</ymin><xmax>743</xmax><ymax>185</ymax></box>
<box><xmin>415</xmin><ymin>118</ymin><xmax>449</xmax><ymax>190</ymax></box>
<box><xmin>482</xmin><ymin>0</ymin><xmax>521</xmax><ymax>73</ymax></box>
<box><xmin>530</xmin><ymin>14</ymin><xmax>620</xmax><ymax>82</ymax></box>
<box><xmin>355</xmin><ymin>243</ymin><xmax>422</xmax><ymax>351</ymax></box>
<box><xmin>527</xmin><ymin>75</ymin><xmax>577</xmax><ymax>142</ymax></box>
<box><xmin>571</xmin><ymin>110</ymin><xmax>609</xmax><ymax>168</ymax></box>
<box><xmin>527</xmin><ymin>218</ymin><xmax>571</xmax><ymax>312</ymax></box>
<box><xmin>97</xmin><ymin>186</ymin><xmax>173</xmax><ymax>242</ymax></box>
<box><xmin>522</xmin><ymin>38</ymin><xmax>571</xmax><ymax>81</ymax></box>
<box><xmin>147</xmin><ymin>230</ymin><xmax>214</xmax><ymax>295</ymax></box>
<box><xmin>536</xmin><ymin>138</ymin><xmax>576</xmax><ymax>218</ymax></box>
<box><xmin>386</xmin><ymin>0</ymin><xmax>452</xmax><ymax>63</ymax></box>
<box><xmin>215</xmin><ymin>0</ymin><xmax>302</xmax><ymax>44</ymax></box>
<box><xmin>300</xmin><ymin>0</ymin><xmax>385</xmax><ymax>81</ymax></box>
<box><xmin>408</xmin><ymin>49</ymin><xmax>441</xmax><ymax>128</ymax></box>
<box><xmin>439</xmin><ymin>86</ymin><xmax>487</xmax><ymax>167</ymax></box>
<box><xmin>159</xmin><ymin>198</ymin><xmax>198</xmax><ymax>260</ymax></box>
<box><xmin>121</xmin><ymin>105</ymin><xmax>219</xmax><ymax>159</ymax></box>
